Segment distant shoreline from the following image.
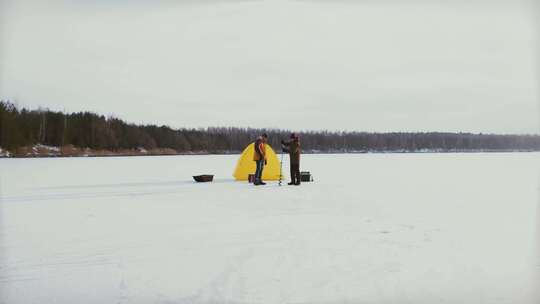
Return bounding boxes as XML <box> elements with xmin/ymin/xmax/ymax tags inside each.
<box><xmin>2</xmin><ymin>101</ymin><xmax>539</xmax><ymax>158</ymax></box>
<box><xmin>1</xmin><ymin>144</ymin><xmax>538</xmax><ymax>159</ymax></box>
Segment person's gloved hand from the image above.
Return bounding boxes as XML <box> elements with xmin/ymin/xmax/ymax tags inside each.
<box><xmin>265</xmin><ymin>160</ymin><xmax>267</xmax><ymax>165</ymax></box>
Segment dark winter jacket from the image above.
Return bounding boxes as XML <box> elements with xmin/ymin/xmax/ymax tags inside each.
<box><xmin>282</xmin><ymin>139</ymin><xmax>300</xmax><ymax>164</ymax></box>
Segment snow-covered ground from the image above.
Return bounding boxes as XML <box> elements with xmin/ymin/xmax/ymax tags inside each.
<box><xmin>1</xmin><ymin>153</ymin><xmax>539</xmax><ymax>304</ymax></box>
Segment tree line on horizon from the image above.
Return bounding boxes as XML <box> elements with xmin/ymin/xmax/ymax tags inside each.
<box><xmin>1</xmin><ymin>100</ymin><xmax>539</xmax><ymax>153</ymax></box>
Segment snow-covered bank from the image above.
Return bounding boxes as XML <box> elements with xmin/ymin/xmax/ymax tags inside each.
<box><xmin>0</xmin><ymin>144</ymin><xmax>183</xmax><ymax>158</ymax></box>
<box><xmin>2</xmin><ymin>144</ymin><xmax>539</xmax><ymax>158</ymax></box>
<box><xmin>1</xmin><ymin>153</ymin><xmax>539</xmax><ymax>303</ymax></box>
<box><xmin>0</xmin><ymin>147</ymin><xmax>10</xmax><ymax>157</ymax></box>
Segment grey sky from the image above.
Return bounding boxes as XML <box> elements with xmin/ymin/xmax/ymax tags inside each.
<box><xmin>1</xmin><ymin>0</ymin><xmax>538</xmax><ymax>133</ymax></box>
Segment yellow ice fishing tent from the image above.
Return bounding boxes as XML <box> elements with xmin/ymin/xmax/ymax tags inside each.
<box><xmin>233</xmin><ymin>143</ymin><xmax>282</xmax><ymax>181</ymax></box>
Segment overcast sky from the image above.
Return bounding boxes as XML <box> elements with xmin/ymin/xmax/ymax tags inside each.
<box><xmin>1</xmin><ymin>0</ymin><xmax>539</xmax><ymax>133</ymax></box>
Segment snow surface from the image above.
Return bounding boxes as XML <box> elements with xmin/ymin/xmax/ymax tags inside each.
<box><xmin>1</xmin><ymin>153</ymin><xmax>539</xmax><ymax>304</ymax></box>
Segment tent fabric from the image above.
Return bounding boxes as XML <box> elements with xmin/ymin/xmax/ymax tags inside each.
<box><xmin>233</xmin><ymin>143</ymin><xmax>282</xmax><ymax>181</ymax></box>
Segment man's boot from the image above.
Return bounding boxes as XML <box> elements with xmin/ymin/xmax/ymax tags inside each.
<box><xmin>288</xmin><ymin>174</ymin><xmax>295</xmax><ymax>185</ymax></box>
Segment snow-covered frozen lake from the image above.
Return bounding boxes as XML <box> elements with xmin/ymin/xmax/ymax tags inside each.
<box><xmin>1</xmin><ymin>153</ymin><xmax>539</xmax><ymax>304</ymax></box>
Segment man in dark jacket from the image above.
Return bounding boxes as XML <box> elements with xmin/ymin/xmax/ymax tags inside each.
<box><xmin>281</xmin><ymin>133</ymin><xmax>301</xmax><ymax>185</ymax></box>
<box><xmin>253</xmin><ymin>133</ymin><xmax>268</xmax><ymax>185</ymax></box>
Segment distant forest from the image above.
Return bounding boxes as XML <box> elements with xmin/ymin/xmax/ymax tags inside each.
<box><xmin>1</xmin><ymin>100</ymin><xmax>539</xmax><ymax>154</ymax></box>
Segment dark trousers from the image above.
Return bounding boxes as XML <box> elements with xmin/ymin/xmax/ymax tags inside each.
<box><xmin>290</xmin><ymin>163</ymin><xmax>300</xmax><ymax>184</ymax></box>
<box><xmin>255</xmin><ymin>160</ymin><xmax>265</xmax><ymax>182</ymax></box>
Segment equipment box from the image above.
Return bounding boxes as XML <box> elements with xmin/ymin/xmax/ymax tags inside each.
<box><xmin>300</xmin><ymin>171</ymin><xmax>313</xmax><ymax>182</ymax></box>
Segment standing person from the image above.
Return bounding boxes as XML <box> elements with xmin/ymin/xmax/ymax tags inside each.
<box><xmin>281</xmin><ymin>133</ymin><xmax>301</xmax><ymax>185</ymax></box>
<box><xmin>253</xmin><ymin>133</ymin><xmax>268</xmax><ymax>185</ymax></box>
